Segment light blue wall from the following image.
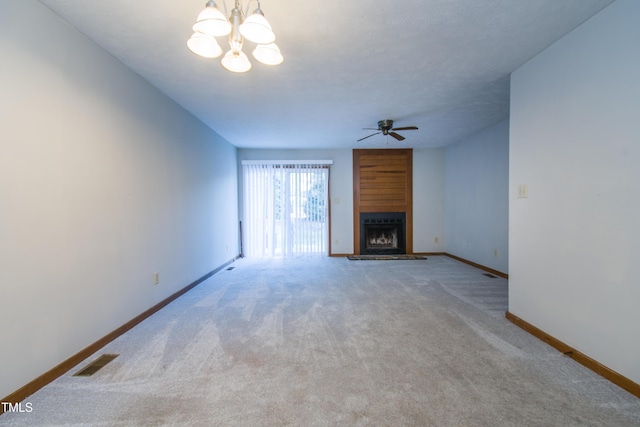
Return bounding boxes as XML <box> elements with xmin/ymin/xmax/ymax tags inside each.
<box><xmin>413</xmin><ymin>148</ymin><xmax>446</xmax><ymax>253</ymax></box>
<box><xmin>444</xmin><ymin>121</ymin><xmax>509</xmax><ymax>273</ymax></box>
<box><xmin>510</xmin><ymin>0</ymin><xmax>640</xmax><ymax>383</ymax></box>
<box><xmin>0</xmin><ymin>1</ymin><xmax>238</xmax><ymax>399</ymax></box>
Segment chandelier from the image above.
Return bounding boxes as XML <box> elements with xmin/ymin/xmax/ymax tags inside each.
<box><xmin>187</xmin><ymin>0</ymin><xmax>284</xmax><ymax>73</ymax></box>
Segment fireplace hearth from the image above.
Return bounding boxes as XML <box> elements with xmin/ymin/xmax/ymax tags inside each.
<box><xmin>360</xmin><ymin>212</ymin><xmax>406</xmax><ymax>255</ymax></box>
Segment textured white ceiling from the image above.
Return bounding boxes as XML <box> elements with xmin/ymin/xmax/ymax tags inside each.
<box><xmin>39</xmin><ymin>0</ymin><xmax>613</xmax><ymax>149</ymax></box>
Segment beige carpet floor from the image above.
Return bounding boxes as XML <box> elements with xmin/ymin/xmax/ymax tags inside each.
<box><xmin>1</xmin><ymin>256</ymin><xmax>639</xmax><ymax>426</ymax></box>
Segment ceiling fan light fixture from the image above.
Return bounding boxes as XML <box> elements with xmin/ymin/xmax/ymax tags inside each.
<box><xmin>221</xmin><ymin>50</ymin><xmax>252</xmax><ymax>73</ymax></box>
<box><xmin>187</xmin><ymin>32</ymin><xmax>223</xmax><ymax>58</ymax></box>
<box><xmin>239</xmin><ymin>8</ymin><xmax>275</xmax><ymax>44</ymax></box>
<box><xmin>193</xmin><ymin>1</ymin><xmax>231</xmax><ymax>37</ymax></box>
<box><xmin>252</xmin><ymin>43</ymin><xmax>283</xmax><ymax>65</ymax></box>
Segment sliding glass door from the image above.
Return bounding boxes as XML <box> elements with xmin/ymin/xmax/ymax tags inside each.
<box><xmin>242</xmin><ymin>162</ymin><xmax>330</xmax><ymax>258</ymax></box>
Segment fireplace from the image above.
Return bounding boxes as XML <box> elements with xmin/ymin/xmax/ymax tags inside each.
<box><xmin>360</xmin><ymin>212</ymin><xmax>406</xmax><ymax>255</ymax></box>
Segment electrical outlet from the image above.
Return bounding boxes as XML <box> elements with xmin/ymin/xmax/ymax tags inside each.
<box><xmin>153</xmin><ymin>272</ymin><xmax>159</xmax><ymax>285</ymax></box>
<box><xmin>434</xmin><ymin>237</ymin><xmax>439</xmax><ymax>244</ymax></box>
<box><xmin>494</xmin><ymin>249</ymin><xmax>498</xmax><ymax>257</ymax></box>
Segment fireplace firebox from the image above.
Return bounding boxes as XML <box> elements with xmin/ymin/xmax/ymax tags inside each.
<box><xmin>360</xmin><ymin>212</ymin><xmax>406</xmax><ymax>255</ymax></box>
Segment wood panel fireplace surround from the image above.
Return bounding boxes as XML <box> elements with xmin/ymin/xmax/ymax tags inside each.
<box><xmin>353</xmin><ymin>149</ymin><xmax>413</xmax><ymax>255</ymax></box>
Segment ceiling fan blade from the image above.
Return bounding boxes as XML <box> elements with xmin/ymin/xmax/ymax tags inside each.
<box><xmin>357</xmin><ymin>132</ymin><xmax>381</xmax><ymax>142</ymax></box>
<box><xmin>389</xmin><ymin>132</ymin><xmax>405</xmax><ymax>141</ymax></box>
<box><xmin>362</xmin><ymin>127</ymin><xmax>379</xmax><ymax>130</ymax></box>
<box><xmin>391</xmin><ymin>126</ymin><xmax>418</xmax><ymax>131</ymax></box>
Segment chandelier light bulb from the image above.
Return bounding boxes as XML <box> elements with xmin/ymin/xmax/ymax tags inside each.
<box><xmin>193</xmin><ymin>1</ymin><xmax>231</xmax><ymax>37</ymax></box>
<box><xmin>252</xmin><ymin>43</ymin><xmax>283</xmax><ymax>65</ymax></box>
<box><xmin>187</xmin><ymin>32</ymin><xmax>223</xmax><ymax>58</ymax></box>
<box><xmin>221</xmin><ymin>50</ymin><xmax>252</xmax><ymax>73</ymax></box>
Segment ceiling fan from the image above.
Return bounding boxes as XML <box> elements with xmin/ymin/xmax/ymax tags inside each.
<box><xmin>357</xmin><ymin>119</ymin><xmax>418</xmax><ymax>142</ymax></box>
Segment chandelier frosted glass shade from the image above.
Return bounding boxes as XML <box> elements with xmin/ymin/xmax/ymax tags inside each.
<box><xmin>252</xmin><ymin>43</ymin><xmax>283</xmax><ymax>65</ymax></box>
<box><xmin>193</xmin><ymin>1</ymin><xmax>231</xmax><ymax>37</ymax></box>
<box><xmin>221</xmin><ymin>50</ymin><xmax>252</xmax><ymax>73</ymax></box>
<box><xmin>239</xmin><ymin>11</ymin><xmax>275</xmax><ymax>44</ymax></box>
<box><xmin>187</xmin><ymin>32</ymin><xmax>223</xmax><ymax>58</ymax></box>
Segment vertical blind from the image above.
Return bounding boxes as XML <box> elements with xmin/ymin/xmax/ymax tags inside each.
<box><xmin>242</xmin><ymin>161</ymin><xmax>331</xmax><ymax>258</ymax></box>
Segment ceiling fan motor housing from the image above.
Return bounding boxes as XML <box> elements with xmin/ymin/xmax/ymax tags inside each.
<box><xmin>378</xmin><ymin>119</ymin><xmax>393</xmax><ymax>135</ymax></box>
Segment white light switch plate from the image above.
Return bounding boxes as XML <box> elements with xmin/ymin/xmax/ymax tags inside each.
<box><xmin>517</xmin><ymin>184</ymin><xmax>529</xmax><ymax>198</ymax></box>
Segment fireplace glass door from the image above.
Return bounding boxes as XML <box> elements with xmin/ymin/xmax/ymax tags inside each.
<box><xmin>360</xmin><ymin>212</ymin><xmax>406</xmax><ymax>255</ymax></box>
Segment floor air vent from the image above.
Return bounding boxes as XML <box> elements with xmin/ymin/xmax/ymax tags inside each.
<box><xmin>74</xmin><ymin>354</ymin><xmax>118</xmax><ymax>377</ymax></box>
<box><xmin>483</xmin><ymin>273</ymin><xmax>498</xmax><ymax>279</ymax></box>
